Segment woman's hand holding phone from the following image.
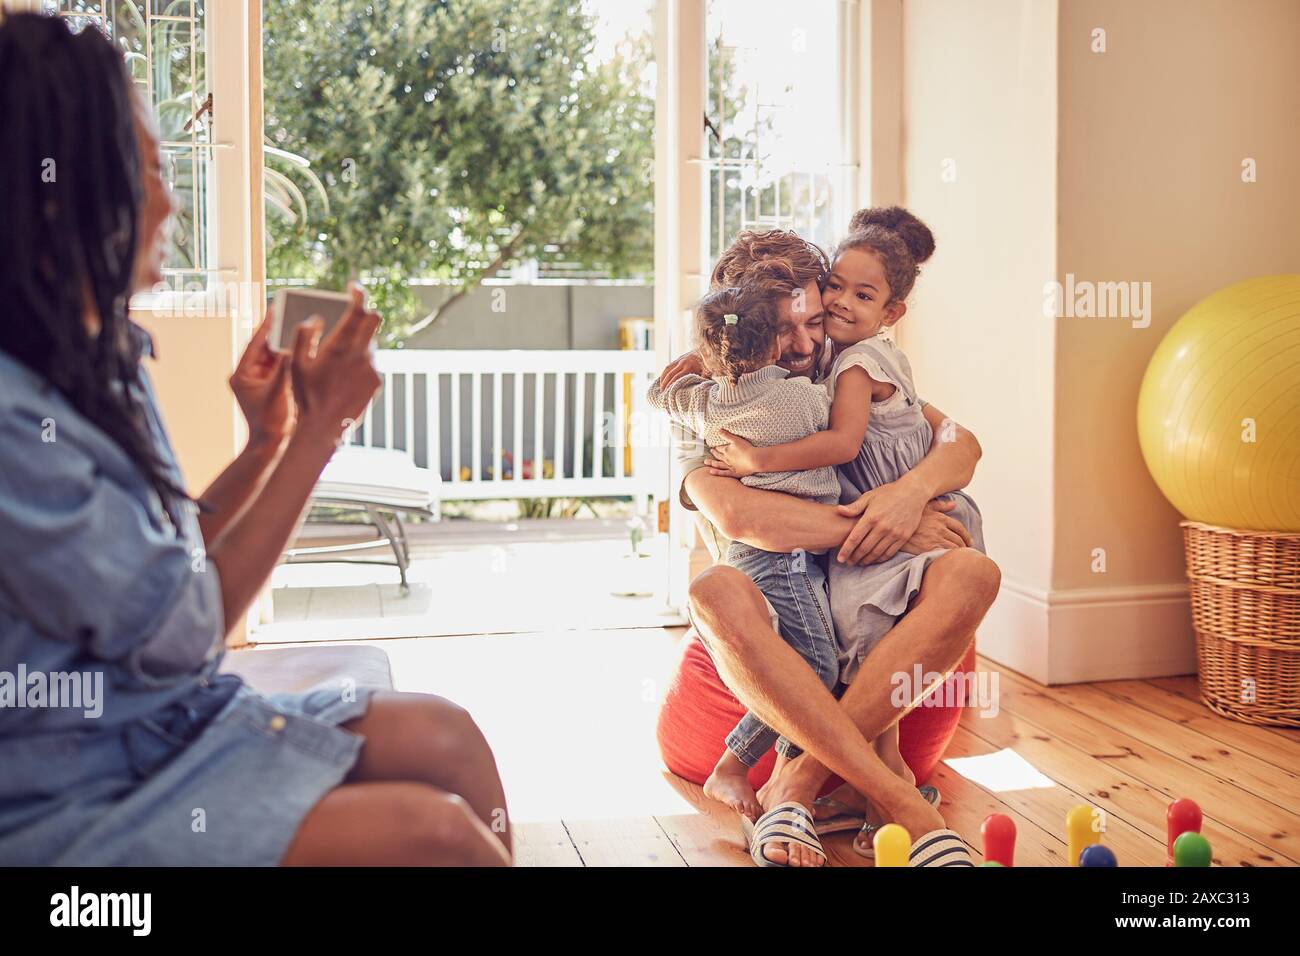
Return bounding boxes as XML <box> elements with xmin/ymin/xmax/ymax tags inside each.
<box><xmin>289</xmin><ymin>284</ymin><xmax>382</xmax><ymax>446</ymax></box>
<box><xmin>207</xmin><ymin>284</ymin><xmax>381</xmax><ymax>629</ymax></box>
<box><xmin>229</xmin><ymin>308</ymin><xmax>294</xmax><ymax>448</ymax></box>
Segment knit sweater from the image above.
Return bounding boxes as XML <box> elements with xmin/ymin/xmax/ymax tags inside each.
<box><xmin>646</xmin><ymin>365</ymin><xmax>840</xmax><ymax>504</ymax></box>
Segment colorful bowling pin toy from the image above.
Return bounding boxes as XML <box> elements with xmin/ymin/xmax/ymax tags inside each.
<box><xmin>978</xmin><ymin>861</ymin><xmax>1005</xmax><ymax>867</ymax></box>
<box><xmin>1166</xmin><ymin>798</ymin><xmax>1202</xmax><ymax>866</ymax></box>
<box><xmin>1173</xmin><ymin>831</ymin><xmax>1212</xmax><ymax>867</ymax></box>
<box><xmin>1079</xmin><ymin>844</ymin><xmax>1117</xmax><ymax>867</ymax></box>
<box><xmin>1066</xmin><ymin>804</ymin><xmax>1099</xmax><ymax>866</ymax></box>
<box><xmin>873</xmin><ymin>823</ymin><xmax>911</xmax><ymax>867</ymax></box>
<box><xmin>981</xmin><ymin>813</ymin><xmax>1016</xmax><ymax>867</ymax></box>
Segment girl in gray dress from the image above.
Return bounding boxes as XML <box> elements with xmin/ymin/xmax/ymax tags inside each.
<box><xmin>707</xmin><ymin>208</ymin><xmax>985</xmax><ymax>836</ymax></box>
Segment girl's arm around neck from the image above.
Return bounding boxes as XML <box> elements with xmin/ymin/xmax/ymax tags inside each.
<box><xmin>711</xmin><ymin>366</ymin><xmax>872</xmax><ymax>478</ymax></box>
<box><xmin>646</xmin><ymin>372</ymin><xmax>712</xmax><ymax>431</ymax></box>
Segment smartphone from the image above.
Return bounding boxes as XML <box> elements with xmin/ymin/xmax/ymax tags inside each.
<box><xmin>269</xmin><ymin>288</ymin><xmax>354</xmax><ymax>353</ymax></box>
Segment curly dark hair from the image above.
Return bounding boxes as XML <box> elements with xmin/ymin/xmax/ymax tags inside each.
<box><xmin>711</xmin><ymin>229</ymin><xmax>830</xmax><ymax>294</ymax></box>
<box><xmin>694</xmin><ymin>282</ymin><xmax>782</xmax><ymax>385</ymax></box>
<box><xmin>0</xmin><ymin>13</ymin><xmax>186</xmax><ymax>524</ymax></box>
<box><xmin>835</xmin><ymin>206</ymin><xmax>936</xmax><ymax>303</ymax></box>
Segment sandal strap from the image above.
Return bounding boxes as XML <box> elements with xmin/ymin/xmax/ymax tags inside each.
<box><xmin>812</xmin><ymin>795</ymin><xmax>862</xmax><ymax>817</ymax></box>
<box><xmin>750</xmin><ymin>802</ymin><xmax>826</xmax><ymax>863</ymax></box>
<box><xmin>909</xmin><ymin>828</ymin><xmax>974</xmax><ymax>867</ymax></box>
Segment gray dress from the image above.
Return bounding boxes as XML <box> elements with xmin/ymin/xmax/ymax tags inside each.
<box><xmin>823</xmin><ymin>338</ymin><xmax>986</xmax><ymax>683</ymax></box>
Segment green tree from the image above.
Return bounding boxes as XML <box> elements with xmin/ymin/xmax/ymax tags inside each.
<box><xmin>262</xmin><ymin>0</ymin><xmax>654</xmax><ymax>340</ymax></box>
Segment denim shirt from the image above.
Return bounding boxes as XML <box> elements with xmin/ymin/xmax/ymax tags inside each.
<box><xmin>0</xmin><ymin>326</ymin><xmax>232</xmax><ymax>764</ymax></box>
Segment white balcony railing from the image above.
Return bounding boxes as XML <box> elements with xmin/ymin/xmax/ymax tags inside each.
<box><xmin>351</xmin><ymin>350</ymin><xmax>661</xmax><ymax>504</ymax></box>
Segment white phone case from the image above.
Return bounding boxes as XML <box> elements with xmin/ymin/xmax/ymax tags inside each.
<box><xmin>270</xmin><ymin>288</ymin><xmax>354</xmax><ymax>352</ymax></box>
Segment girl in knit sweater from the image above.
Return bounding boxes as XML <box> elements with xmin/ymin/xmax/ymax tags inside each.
<box><xmin>647</xmin><ymin>281</ymin><xmax>840</xmax><ymax>820</ymax></box>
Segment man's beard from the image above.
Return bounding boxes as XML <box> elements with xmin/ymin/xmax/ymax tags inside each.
<box><xmin>780</xmin><ymin>346</ymin><xmax>819</xmax><ymax>378</ymax></box>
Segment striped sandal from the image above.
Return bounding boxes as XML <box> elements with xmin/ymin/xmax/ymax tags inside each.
<box><xmin>851</xmin><ymin>785</ymin><xmax>942</xmax><ymax>860</ymax></box>
<box><xmin>909</xmin><ymin>828</ymin><xmax>975</xmax><ymax>867</ymax></box>
<box><xmin>740</xmin><ymin>801</ymin><xmax>827</xmax><ymax>868</ymax></box>
<box><xmin>810</xmin><ymin>793</ymin><xmax>868</xmax><ymax>837</ymax></box>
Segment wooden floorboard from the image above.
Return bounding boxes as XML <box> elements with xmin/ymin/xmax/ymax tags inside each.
<box><xmin>561</xmin><ymin>817</ymin><xmax>687</xmax><ymax>867</ymax></box>
<box><xmin>654</xmin><ymin>775</ymin><xmax>758</xmax><ymax>867</ymax></box>
<box><xmin>1148</xmin><ymin>675</ymin><xmax>1300</xmax><ymax>750</ymax></box>
<box><xmin>981</xmin><ymin>659</ymin><xmax>1296</xmax><ymax>866</ymax></box>
<box><xmin>514</xmin><ymin>821</ymin><xmax>584</xmax><ymax>867</ymax></box>
<box><xmin>1094</xmin><ymin>678</ymin><xmax>1300</xmax><ymax>771</ymax></box>
<box><xmin>1043</xmin><ymin>681</ymin><xmax>1300</xmax><ymax>808</ymax></box>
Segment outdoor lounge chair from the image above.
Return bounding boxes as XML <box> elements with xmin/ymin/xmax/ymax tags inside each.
<box><xmin>282</xmin><ymin>445</ymin><xmax>441</xmax><ymax>594</ymax></box>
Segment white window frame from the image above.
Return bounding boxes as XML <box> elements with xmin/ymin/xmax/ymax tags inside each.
<box><xmin>653</xmin><ymin>0</ymin><xmax>866</xmax><ymax>610</ymax></box>
<box><xmin>21</xmin><ymin>1</ymin><xmax>262</xmax><ymax>321</ymax></box>
<box><xmin>133</xmin><ymin>0</ymin><xmax>263</xmax><ymax>324</ymax></box>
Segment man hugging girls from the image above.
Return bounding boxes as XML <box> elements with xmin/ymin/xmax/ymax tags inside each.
<box><xmin>649</xmin><ymin>206</ymin><xmax>980</xmax><ymax>851</ymax></box>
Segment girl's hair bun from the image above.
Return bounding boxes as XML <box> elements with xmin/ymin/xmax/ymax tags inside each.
<box><xmin>848</xmin><ymin>206</ymin><xmax>935</xmax><ymax>265</ymax></box>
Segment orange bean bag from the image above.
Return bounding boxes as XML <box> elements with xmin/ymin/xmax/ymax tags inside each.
<box><xmin>656</xmin><ymin>634</ymin><xmax>977</xmax><ymax>790</ymax></box>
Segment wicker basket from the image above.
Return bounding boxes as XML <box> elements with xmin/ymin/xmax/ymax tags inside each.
<box><xmin>1182</xmin><ymin>521</ymin><xmax>1300</xmax><ymax>726</ymax></box>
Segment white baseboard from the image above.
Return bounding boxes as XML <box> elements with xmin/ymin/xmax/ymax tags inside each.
<box><xmin>977</xmin><ymin>578</ymin><xmax>1196</xmax><ymax>685</ymax></box>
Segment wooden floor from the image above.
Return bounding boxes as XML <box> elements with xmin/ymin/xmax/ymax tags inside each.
<box><xmin>511</xmin><ymin>653</ymin><xmax>1300</xmax><ymax>868</ymax></box>
<box><xmin>280</xmin><ymin>622</ymin><xmax>1299</xmax><ymax>867</ymax></box>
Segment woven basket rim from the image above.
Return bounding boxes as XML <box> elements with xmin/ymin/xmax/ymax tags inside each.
<box><xmin>1181</xmin><ymin>520</ymin><xmax>1300</xmax><ymax>541</ymax></box>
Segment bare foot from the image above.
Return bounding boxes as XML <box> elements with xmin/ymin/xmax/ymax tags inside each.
<box><xmin>754</xmin><ymin>757</ymin><xmax>826</xmax><ymax>868</ymax></box>
<box><xmin>703</xmin><ymin>752</ymin><xmax>762</xmax><ymax>821</ymax></box>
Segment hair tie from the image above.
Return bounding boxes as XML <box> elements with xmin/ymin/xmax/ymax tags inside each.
<box><xmin>723</xmin><ymin>313</ymin><xmax>739</xmax><ymax>325</ymax></box>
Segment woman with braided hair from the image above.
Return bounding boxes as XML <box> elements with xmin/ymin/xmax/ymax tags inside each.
<box><xmin>0</xmin><ymin>13</ymin><xmax>509</xmax><ymax>866</ymax></box>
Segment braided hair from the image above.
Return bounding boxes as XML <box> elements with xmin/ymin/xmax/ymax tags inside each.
<box><xmin>694</xmin><ymin>282</ymin><xmax>782</xmax><ymax>385</ymax></box>
<box><xmin>0</xmin><ymin>13</ymin><xmax>186</xmax><ymax>524</ymax></box>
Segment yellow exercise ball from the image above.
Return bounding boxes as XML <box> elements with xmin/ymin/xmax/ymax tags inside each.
<box><xmin>1137</xmin><ymin>275</ymin><xmax>1300</xmax><ymax>531</ymax></box>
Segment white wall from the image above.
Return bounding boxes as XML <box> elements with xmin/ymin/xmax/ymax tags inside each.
<box><xmin>898</xmin><ymin>0</ymin><xmax>1060</xmax><ymax>678</ymax></box>
<box><xmin>894</xmin><ymin>0</ymin><xmax>1300</xmax><ymax>682</ymax></box>
<box><xmin>1054</xmin><ymin>0</ymin><xmax>1300</xmax><ymax>592</ymax></box>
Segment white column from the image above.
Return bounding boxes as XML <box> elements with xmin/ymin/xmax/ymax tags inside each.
<box><xmin>653</xmin><ymin>0</ymin><xmax>707</xmax><ymax>613</ymax></box>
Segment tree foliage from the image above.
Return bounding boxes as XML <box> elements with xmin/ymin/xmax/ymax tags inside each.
<box><xmin>263</xmin><ymin>0</ymin><xmax>655</xmax><ymax>340</ymax></box>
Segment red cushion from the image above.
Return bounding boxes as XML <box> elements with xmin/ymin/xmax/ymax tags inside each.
<box><xmin>656</xmin><ymin>633</ymin><xmax>977</xmax><ymax>790</ymax></box>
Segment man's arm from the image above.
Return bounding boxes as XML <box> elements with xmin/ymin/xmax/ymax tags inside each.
<box><xmin>904</xmin><ymin>403</ymin><xmax>981</xmax><ymax>499</ymax></box>
<box><xmin>686</xmin><ymin>401</ymin><xmax>981</xmax><ymax>561</ymax></box>
<box><xmin>833</xmin><ymin>404</ymin><xmax>981</xmax><ymax>564</ymax></box>
<box><xmin>685</xmin><ymin>469</ymin><xmax>852</xmax><ymax>553</ymax></box>
<box><xmin>686</xmin><ymin>470</ymin><xmax>971</xmax><ymax>558</ymax></box>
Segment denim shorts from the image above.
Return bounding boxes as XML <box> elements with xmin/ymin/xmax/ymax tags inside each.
<box><xmin>0</xmin><ymin>678</ymin><xmax>374</xmax><ymax>866</ymax></box>
<box><xmin>723</xmin><ymin>543</ymin><xmax>839</xmax><ymax>767</ymax></box>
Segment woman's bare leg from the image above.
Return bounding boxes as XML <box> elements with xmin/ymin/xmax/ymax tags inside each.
<box><xmin>343</xmin><ymin>692</ymin><xmax>511</xmax><ymax>855</ymax></box>
<box><xmin>282</xmin><ymin>781</ymin><xmax>509</xmax><ymax>866</ymax></box>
